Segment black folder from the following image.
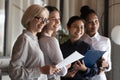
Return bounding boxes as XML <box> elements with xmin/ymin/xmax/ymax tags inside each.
<box><xmin>83</xmin><ymin>50</ymin><xmax>105</xmax><ymax>68</ymax></box>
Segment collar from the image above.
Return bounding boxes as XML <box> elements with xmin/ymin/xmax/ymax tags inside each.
<box><xmin>68</xmin><ymin>39</ymin><xmax>82</xmax><ymax>46</ymax></box>
<box><xmin>23</xmin><ymin>29</ymin><xmax>38</xmax><ymax>41</ymax></box>
<box><xmin>85</xmin><ymin>32</ymin><xmax>100</xmax><ymax>41</ymax></box>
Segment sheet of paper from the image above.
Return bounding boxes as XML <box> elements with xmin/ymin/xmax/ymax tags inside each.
<box><xmin>56</xmin><ymin>51</ymin><xmax>84</xmax><ymax>68</ymax></box>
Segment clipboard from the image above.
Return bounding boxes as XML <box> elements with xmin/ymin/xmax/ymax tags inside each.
<box><xmin>83</xmin><ymin>50</ymin><xmax>105</xmax><ymax>68</ymax></box>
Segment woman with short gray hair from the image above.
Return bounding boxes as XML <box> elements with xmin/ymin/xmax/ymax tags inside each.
<box><xmin>9</xmin><ymin>4</ymin><xmax>59</xmax><ymax>80</ymax></box>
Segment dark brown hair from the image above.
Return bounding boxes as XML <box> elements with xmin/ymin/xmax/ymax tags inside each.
<box><xmin>80</xmin><ymin>5</ymin><xmax>97</xmax><ymax>20</ymax></box>
<box><xmin>67</xmin><ymin>16</ymin><xmax>85</xmax><ymax>28</ymax></box>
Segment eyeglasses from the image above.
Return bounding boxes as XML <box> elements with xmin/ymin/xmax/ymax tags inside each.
<box><xmin>34</xmin><ymin>16</ymin><xmax>49</xmax><ymax>24</ymax></box>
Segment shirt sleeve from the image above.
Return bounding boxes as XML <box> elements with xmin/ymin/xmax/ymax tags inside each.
<box><xmin>40</xmin><ymin>37</ymin><xmax>67</xmax><ymax>76</ymax></box>
<box><xmin>9</xmin><ymin>36</ymin><xmax>41</xmax><ymax>80</ymax></box>
<box><xmin>104</xmin><ymin>38</ymin><xmax>112</xmax><ymax>72</ymax></box>
<box><xmin>78</xmin><ymin>64</ymin><xmax>98</xmax><ymax>78</ymax></box>
<box><xmin>48</xmin><ymin>37</ymin><xmax>63</xmax><ymax>63</ymax></box>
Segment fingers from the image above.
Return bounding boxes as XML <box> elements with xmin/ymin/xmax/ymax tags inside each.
<box><xmin>49</xmin><ymin>65</ymin><xmax>60</xmax><ymax>75</ymax></box>
<box><xmin>73</xmin><ymin>60</ymin><xmax>87</xmax><ymax>71</ymax></box>
<box><xmin>73</xmin><ymin>61</ymin><xmax>82</xmax><ymax>70</ymax></box>
<box><xmin>40</xmin><ymin>65</ymin><xmax>60</xmax><ymax>75</ymax></box>
<box><xmin>66</xmin><ymin>64</ymin><xmax>71</xmax><ymax>69</ymax></box>
<box><xmin>76</xmin><ymin>60</ymin><xmax>85</xmax><ymax>65</ymax></box>
<box><xmin>102</xmin><ymin>61</ymin><xmax>109</xmax><ymax>68</ymax></box>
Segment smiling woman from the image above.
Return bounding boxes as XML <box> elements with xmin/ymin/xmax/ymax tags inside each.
<box><xmin>1</xmin><ymin>0</ymin><xmax>45</xmax><ymax>57</ymax></box>
<box><xmin>1</xmin><ymin>0</ymin><xmax>120</xmax><ymax>80</ymax></box>
<box><xmin>0</xmin><ymin>0</ymin><xmax>45</xmax><ymax>80</ymax></box>
<box><xmin>1</xmin><ymin>0</ymin><xmax>105</xmax><ymax>57</ymax></box>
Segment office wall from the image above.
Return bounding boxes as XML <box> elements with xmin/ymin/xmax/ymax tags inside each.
<box><xmin>45</xmin><ymin>0</ymin><xmax>120</xmax><ymax>80</ymax></box>
<box><xmin>109</xmin><ymin>0</ymin><xmax>120</xmax><ymax>80</ymax></box>
<box><xmin>1</xmin><ymin>0</ymin><xmax>120</xmax><ymax>80</ymax></box>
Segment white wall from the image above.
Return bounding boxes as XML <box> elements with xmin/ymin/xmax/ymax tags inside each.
<box><xmin>6</xmin><ymin>0</ymin><xmax>44</xmax><ymax>56</ymax></box>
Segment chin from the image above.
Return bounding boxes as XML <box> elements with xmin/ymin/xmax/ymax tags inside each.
<box><xmin>54</xmin><ymin>29</ymin><xmax>59</xmax><ymax>32</ymax></box>
<box><xmin>38</xmin><ymin>29</ymin><xmax>42</xmax><ymax>32</ymax></box>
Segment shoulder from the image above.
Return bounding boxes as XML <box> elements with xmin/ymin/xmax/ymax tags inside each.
<box><xmin>13</xmin><ymin>33</ymin><xmax>33</xmax><ymax>50</ymax></box>
<box><xmin>81</xmin><ymin>33</ymin><xmax>88</xmax><ymax>40</ymax></box>
<box><xmin>79</xmin><ymin>40</ymin><xmax>90</xmax><ymax>46</ymax></box>
<box><xmin>80</xmin><ymin>40</ymin><xmax>92</xmax><ymax>49</ymax></box>
<box><xmin>60</xmin><ymin>40</ymin><xmax>70</xmax><ymax>47</ymax></box>
<box><xmin>40</xmin><ymin>36</ymin><xmax>57</xmax><ymax>41</ymax></box>
<box><xmin>99</xmin><ymin>35</ymin><xmax>111</xmax><ymax>42</ymax></box>
<box><xmin>15</xmin><ymin>33</ymin><xmax>29</xmax><ymax>43</ymax></box>
<box><xmin>39</xmin><ymin>36</ymin><xmax>59</xmax><ymax>45</ymax></box>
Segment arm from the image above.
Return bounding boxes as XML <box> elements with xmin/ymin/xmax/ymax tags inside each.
<box><xmin>105</xmin><ymin>38</ymin><xmax>112</xmax><ymax>71</ymax></box>
<box><xmin>64</xmin><ymin>60</ymin><xmax>87</xmax><ymax>78</ymax></box>
<box><xmin>39</xmin><ymin>37</ymin><xmax>67</xmax><ymax>76</ymax></box>
<box><xmin>48</xmin><ymin>37</ymin><xmax>67</xmax><ymax>76</ymax></box>
<box><xmin>9</xmin><ymin>36</ymin><xmax>42</xmax><ymax>80</ymax></box>
<box><xmin>100</xmin><ymin>38</ymin><xmax>112</xmax><ymax>72</ymax></box>
<box><xmin>65</xmin><ymin>60</ymin><xmax>98</xmax><ymax>78</ymax></box>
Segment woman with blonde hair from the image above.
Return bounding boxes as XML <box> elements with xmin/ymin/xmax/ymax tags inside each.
<box><xmin>9</xmin><ymin>4</ymin><xmax>58</xmax><ymax>80</ymax></box>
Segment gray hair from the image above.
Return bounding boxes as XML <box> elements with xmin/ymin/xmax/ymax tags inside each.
<box><xmin>21</xmin><ymin>4</ymin><xmax>49</xmax><ymax>28</ymax></box>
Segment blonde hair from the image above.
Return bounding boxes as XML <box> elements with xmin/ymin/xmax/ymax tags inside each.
<box><xmin>21</xmin><ymin>4</ymin><xmax>49</xmax><ymax>28</ymax></box>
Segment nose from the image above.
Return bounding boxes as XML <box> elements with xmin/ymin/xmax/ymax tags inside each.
<box><xmin>55</xmin><ymin>19</ymin><xmax>60</xmax><ymax>24</ymax></box>
<box><xmin>76</xmin><ymin>26</ymin><xmax>81</xmax><ymax>32</ymax></box>
<box><xmin>91</xmin><ymin>21</ymin><xmax>95</xmax><ymax>25</ymax></box>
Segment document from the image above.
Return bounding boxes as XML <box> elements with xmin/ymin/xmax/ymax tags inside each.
<box><xmin>56</xmin><ymin>51</ymin><xmax>84</xmax><ymax>68</ymax></box>
<box><xmin>83</xmin><ymin>50</ymin><xmax>105</xmax><ymax>68</ymax></box>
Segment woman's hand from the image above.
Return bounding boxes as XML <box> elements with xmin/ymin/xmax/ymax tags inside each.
<box><xmin>66</xmin><ymin>64</ymin><xmax>71</xmax><ymax>69</ymax></box>
<box><xmin>73</xmin><ymin>60</ymin><xmax>87</xmax><ymax>72</ymax></box>
<box><xmin>40</xmin><ymin>65</ymin><xmax>60</xmax><ymax>75</ymax></box>
<box><xmin>101</xmin><ymin>59</ymin><xmax>109</xmax><ymax>68</ymax></box>
<box><xmin>97</xmin><ymin>58</ymin><xmax>109</xmax><ymax>69</ymax></box>
<box><xmin>65</xmin><ymin>60</ymin><xmax>87</xmax><ymax>78</ymax></box>
<box><xmin>97</xmin><ymin>58</ymin><xmax>109</xmax><ymax>74</ymax></box>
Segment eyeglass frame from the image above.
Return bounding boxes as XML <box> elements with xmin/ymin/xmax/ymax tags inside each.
<box><xmin>34</xmin><ymin>16</ymin><xmax>49</xmax><ymax>24</ymax></box>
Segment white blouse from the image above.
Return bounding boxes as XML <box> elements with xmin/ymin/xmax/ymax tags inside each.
<box><xmin>9</xmin><ymin>30</ymin><xmax>47</xmax><ymax>80</ymax></box>
<box><xmin>38</xmin><ymin>33</ymin><xmax>67</xmax><ymax>80</ymax></box>
<box><xmin>81</xmin><ymin>32</ymin><xmax>112</xmax><ymax>80</ymax></box>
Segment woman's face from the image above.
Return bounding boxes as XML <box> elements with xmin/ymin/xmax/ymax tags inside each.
<box><xmin>46</xmin><ymin>11</ymin><xmax>60</xmax><ymax>32</ymax></box>
<box><xmin>85</xmin><ymin>13</ymin><xmax>99</xmax><ymax>37</ymax></box>
<box><xmin>68</xmin><ymin>20</ymin><xmax>84</xmax><ymax>40</ymax></box>
<box><xmin>35</xmin><ymin>14</ymin><xmax>49</xmax><ymax>33</ymax></box>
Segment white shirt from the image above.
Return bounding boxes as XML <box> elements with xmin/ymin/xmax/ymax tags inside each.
<box><xmin>81</xmin><ymin>32</ymin><xmax>112</xmax><ymax>80</ymax></box>
<box><xmin>9</xmin><ymin>30</ymin><xmax>47</xmax><ymax>80</ymax></box>
<box><xmin>38</xmin><ymin>33</ymin><xmax>67</xmax><ymax>80</ymax></box>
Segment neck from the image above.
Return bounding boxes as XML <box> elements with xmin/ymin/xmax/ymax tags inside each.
<box><xmin>44</xmin><ymin>30</ymin><xmax>53</xmax><ymax>37</ymax></box>
<box><xmin>27</xmin><ymin>28</ymin><xmax>37</xmax><ymax>36</ymax></box>
<box><xmin>87</xmin><ymin>32</ymin><xmax>96</xmax><ymax>37</ymax></box>
<box><xmin>70</xmin><ymin>37</ymin><xmax>79</xmax><ymax>43</ymax></box>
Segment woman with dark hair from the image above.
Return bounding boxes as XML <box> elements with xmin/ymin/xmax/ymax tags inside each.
<box><xmin>60</xmin><ymin>16</ymin><xmax>99</xmax><ymax>80</ymax></box>
<box><xmin>80</xmin><ymin>5</ymin><xmax>112</xmax><ymax>80</ymax></box>
<box><xmin>38</xmin><ymin>6</ymin><xmax>68</xmax><ymax>80</ymax></box>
